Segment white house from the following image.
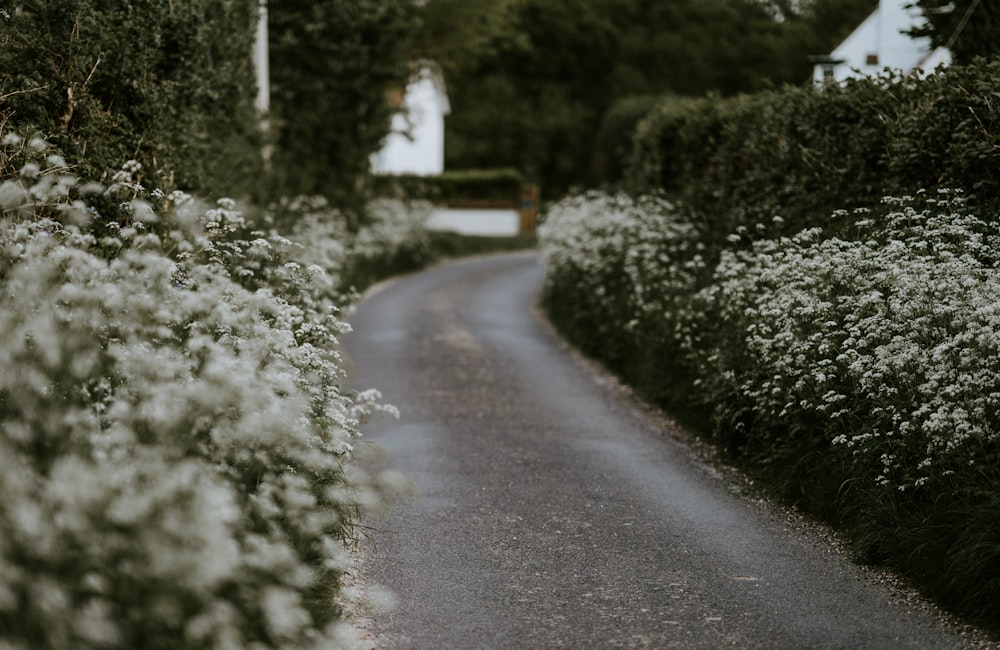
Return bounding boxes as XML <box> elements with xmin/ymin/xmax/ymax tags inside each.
<box><xmin>371</xmin><ymin>62</ymin><xmax>451</xmax><ymax>176</ymax></box>
<box><xmin>811</xmin><ymin>0</ymin><xmax>950</xmax><ymax>85</ymax></box>
<box><xmin>369</xmin><ymin>62</ymin><xmax>531</xmax><ymax>237</ymax></box>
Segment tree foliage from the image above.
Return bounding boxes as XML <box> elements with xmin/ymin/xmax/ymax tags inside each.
<box><xmin>1</xmin><ymin>1</ymin><xmax>424</xmax><ymax>207</ymax></box>
<box><xmin>267</xmin><ymin>0</ymin><xmax>419</xmax><ymax>203</ymax></box>
<box><xmin>0</xmin><ymin>0</ymin><xmax>263</xmax><ymax>197</ymax></box>
<box><xmin>418</xmin><ymin>0</ymin><xmax>878</xmax><ymax>198</ymax></box>
<box><xmin>908</xmin><ymin>0</ymin><xmax>1000</xmax><ymax>64</ymax></box>
<box><xmin>438</xmin><ymin>0</ymin><xmax>621</xmax><ymax>196</ymax></box>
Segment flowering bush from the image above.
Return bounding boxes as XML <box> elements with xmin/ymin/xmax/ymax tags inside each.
<box><xmin>696</xmin><ymin>191</ymin><xmax>1000</xmax><ymax>490</ymax></box>
<box><xmin>341</xmin><ymin>198</ymin><xmax>435</xmax><ymax>291</ymax></box>
<box><xmin>269</xmin><ymin>195</ymin><xmax>435</xmax><ymax>300</ymax></box>
<box><xmin>539</xmin><ymin>192</ymin><xmax>705</xmax><ymax>389</ymax></box>
<box><xmin>0</xmin><ymin>135</ymin><xmax>400</xmax><ymax>649</ymax></box>
<box><xmin>539</xmin><ymin>189</ymin><xmax>1000</xmax><ymax>624</ymax></box>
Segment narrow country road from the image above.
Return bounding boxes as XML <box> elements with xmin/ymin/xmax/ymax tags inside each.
<box><xmin>342</xmin><ymin>252</ymin><xmax>980</xmax><ymax>649</ymax></box>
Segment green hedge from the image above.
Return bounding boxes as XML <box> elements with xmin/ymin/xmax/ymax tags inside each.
<box><xmin>541</xmin><ymin>59</ymin><xmax>1000</xmax><ymax>631</ymax></box>
<box><xmin>0</xmin><ymin>0</ymin><xmax>264</xmax><ymax>199</ymax></box>
<box><xmin>591</xmin><ymin>95</ymin><xmax>669</xmax><ymax>186</ymax></box>
<box><xmin>625</xmin><ymin>58</ymin><xmax>1000</xmax><ymax>249</ymax></box>
<box><xmin>369</xmin><ymin>168</ymin><xmax>526</xmax><ymax>203</ymax></box>
<box><xmin>0</xmin><ymin>1</ymin><xmax>421</xmax><ymax>207</ymax></box>
<box><xmin>541</xmin><ymin>190</ymin><xmax>1000</xmax><ymax>631</ymax></box>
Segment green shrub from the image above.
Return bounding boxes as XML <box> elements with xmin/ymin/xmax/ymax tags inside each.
<box><xmin>427</xmin><ymin>231</ymin><xmax>537</xmax><ymax>259</ymax></box>
<box><xmin>539</xmin><ymin>192</ymin><xmax>707</xmax><ymax>406</ymax></box>
<box><xmin>541</xmin><ymin>49</ymin><xmax>1000</xmax><ymax>634</ymax></box>
<box><xmin>591</xmin><ymin>95</ymin><xmax>667</xmax><ymax>186</ymax></box>
<box><xmin>625</xmin><ymin>59</ymin><xmax>1000</xmax><ymax>248</ymax></box>
<box><xmin>269</xmin><ymin>195</ymin><xmax>436</xmax><ymax>295</ymax></box>
<box><xmin>694</xmin><ymin>193</ymin><xmax>1000</xmax><ymax>489</ymax></box>
<box><xmin>689</xmin><ymin>192</ymin><xmax>1000</xmax><ymax>622</ymax></box>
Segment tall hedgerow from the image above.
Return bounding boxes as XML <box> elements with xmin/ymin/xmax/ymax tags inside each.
<box><xmin>543</xmin><ymin>59</ymin><xmax>1000</xmax><ymax>627</ymax></box>
<box><xmin>540</xmin><ymin>189</ymin><xmax>1000</xmax><ymax>626</ymax></box>
<box><xmin>539</xmin><ymin>61</ymin><xmax>1000</xmax><ymax>629</ymax></box>
<box><xmin>625</xmin><ymin>58</ymin><xmax>1000</xmax><ymax>250</ymax></box>
<box><xmin>0</xmin><ymin>132</ymin><xmax>411</xmax><ymax>649</ymax></box>
<box><xmin>0</xmin><ymin>0</ymin><xmax>264</xmax><ymax>198</ymax></box>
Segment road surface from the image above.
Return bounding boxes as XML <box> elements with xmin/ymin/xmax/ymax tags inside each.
<box><xmin>342</xmin><ymin>252</ymin><xmax>982</xmax><ymax>649</ymax></box>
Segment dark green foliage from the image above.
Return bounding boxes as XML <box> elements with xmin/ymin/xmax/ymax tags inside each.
<box><xmin>625</xmin><ymin>58</ymin><xmax>1000</xmax><ymax>251</ymax></box>
<box><xmin>438</xmin><ymin>0</ymin><xmax>621</xmax><ymax>198</ymax></box>
<box><xmin>341</xmin><ymin>237</ymin><xmax>437</xmax><ymax>294</ymax></box>
<box><xmin>420</xmin><ymin>0</ymin><xmax>876</xmax><ymax>198</ymax></box>
<box><xmin>369</xmin><ymin>168</ymin><xmax>525</xmax><ymax>203</ymax></box>
<box><xmin>847</xmin><ymin>471</ymin><xmax>1000</xmax><ymax>624</ymax></box>
<box><xmin>0</xmin><ymin>0</ymin><xmax>264</xmax><ymax>197</ymax></box>
<box><xmin>885</xmin><ymin>61</ymin><xmax>1000</xmax><ymax>198</ymax></box>
<box><xmin>267</xmin><ymin>0</ymin><xmax>418</xmax><ymax>202</ymax></box>
<box><xmin>426</xmin><ymin>231</ymin><xmax>536</xmax><ymax>259</ymax></box>
<box><xmin>1</xmin><ymin>1</ymin><xmax>429</xmax><ymax>208</ymax></box>
<box><xmin>592</xmin><ymin>95</ymin><xmax>666</xmax><ymax>186</ymax></box>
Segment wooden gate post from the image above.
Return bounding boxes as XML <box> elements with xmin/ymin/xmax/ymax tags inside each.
<box><xmin>519</xmin><ymin>185</ymin><xmax>539</xmax><ymax>235</ymax></box>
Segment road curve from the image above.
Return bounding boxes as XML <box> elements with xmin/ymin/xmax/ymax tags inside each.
<box><xmin>342</xmin><ymin>252</ymin><xmax>977</xmax><ymax>649</ymax></box>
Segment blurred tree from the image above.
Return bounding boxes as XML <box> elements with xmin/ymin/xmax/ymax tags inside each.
<box><xmin>907</xmin><ymin>0</ymin><xmax>999</xmax><ymax>64</ymax></box>
<box><xmin>435</xmin><ymin>0</ymin><xmax>622</xmax><ymax>197</ymax></box>
<box><xmin>424</xmin><ymin>0</ymin><xmax>877</xmax><ymax>198</ymax></box>
<box><xmin>267</xmin><ymin>0</ymin><xmax>419</xmax><ymax>204</ymax></box>
<box><xmin>805</xmin><ymin>0</ymin><xmax>881</xmax><ymax>42</ymax></box>
<box><xmin>413</xmin><ymin>0</ymin><xmax>515</xmax><ymax>77</ymax></box>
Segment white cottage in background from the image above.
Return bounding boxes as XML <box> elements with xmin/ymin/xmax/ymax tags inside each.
<box><xmin>372</xmin><ymin>63</ymin><xmax>450</xmax><ymax>175</ymax></box>
<box><xmin>370</xmin><ymin>62</ymin><xmax>530</xmax><ymax>237</ymax></box>
<box><xmin>811</xmin><ymin>0</ymin><xmax>950</xmax><ymax>85</ymax></box>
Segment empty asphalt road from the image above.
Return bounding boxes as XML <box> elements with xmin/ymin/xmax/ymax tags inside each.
<box><xmin>342</xmin><ymin>252</ymin><xmax>984</xmax><ymax>649</ymax></box>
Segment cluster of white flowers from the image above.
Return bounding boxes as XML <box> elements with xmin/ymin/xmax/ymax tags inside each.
<box><xmin>539</xmin><ymin>190</ymin><xmax>999</xmax><ymax>492</ymax></box>
<box><xmin>352</xmin><ymin>199</ymin><xmax>432</xmax><ymax>256</ymax></box>
<box><xmin>700</xmin><ymin>192</ymin><xmax>1000</xmax><ymax>489</ymax></box>
<box><xmin>0</xmin><ymin>135</ymin><xmax>400</xmax><ymax>648</ymax></box>
<box><xmin>346</xmin><ymin>198</ymin><xmax>434</xmax><ymax>276</ymax></box>
<box><xmin>539</xmin><ymin>192</ymin><xmax>705</xmax><ymax>363</ymax></box>
<box><xmin>278</xmin><ymin>197</ymin><xmax>434</xmax><ymax>297</ymax></box>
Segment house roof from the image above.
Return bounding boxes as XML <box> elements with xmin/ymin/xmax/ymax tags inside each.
<box><xmin>812</xmin><ymin>0</ymin><xmax>950</xmax><ymax>85</ymax></box>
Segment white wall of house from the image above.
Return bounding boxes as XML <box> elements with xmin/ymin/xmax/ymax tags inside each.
<box><xmin>372</xmin><ymin>65</ymin><xmax>450</xmax><ymax>176</ymax></box>
<box><xmin>812</xmin><ymin>0</ymin><xmax>950</xmax><ymax>85</ymax></box>
<box><xmin>425</xmin><ymin>208</ymin><xmax>521</xmax><ymax>236</ymax></box>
